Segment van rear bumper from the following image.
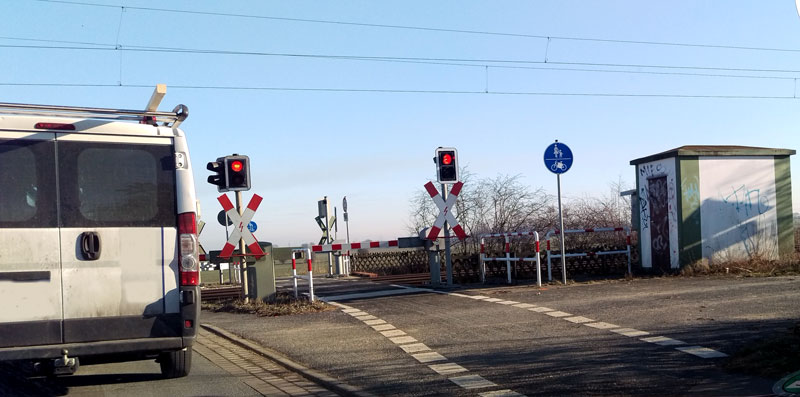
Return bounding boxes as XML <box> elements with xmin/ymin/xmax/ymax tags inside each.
<box><xmin>0</xmin><ymin>336</ymin><xmax>194</xmax><ymax>362</ymax></box>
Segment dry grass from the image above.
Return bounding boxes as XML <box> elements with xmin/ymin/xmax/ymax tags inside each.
<box><xmin>202</xmin><ymin>291</ymin><xmax>335</xmax><ymax>317</ymax></box>
<box><xmin>680</xmin><ymin>254</ymin><xmax>800</xmax><ymax>277</ymax></box>
<box><xmin>723</xmin><ymin>322</ymin><xmax>800</xmax><ymax>379</ymax></box>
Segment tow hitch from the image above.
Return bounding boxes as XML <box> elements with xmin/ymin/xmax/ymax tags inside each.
<box><xmin>51</xmin><ymin>349</ymin><xmax>80</xmax><ymax>375</ymax></box>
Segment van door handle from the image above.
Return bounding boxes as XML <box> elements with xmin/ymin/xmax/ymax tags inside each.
<box><xmin>80</xmin><ymin>232</ymin><xmax>101</xmax><ymax>261</ymax></box>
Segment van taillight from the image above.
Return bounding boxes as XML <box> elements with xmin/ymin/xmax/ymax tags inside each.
<box><xmin>178</xmin><ymin>212</ymin><xmax>199</xmax><ymax>286</ymax></box>
<box><xmin>34</xmin><ymin>122</ymin><xmax>75</xmax><ymax>130</ymax></box>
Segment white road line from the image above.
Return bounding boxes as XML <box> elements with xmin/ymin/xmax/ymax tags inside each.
<box><xmin>530</xmin><ymin>307</ymin><xmax>554</xmax><ymax>313</ymax></box>
<box><xmin>480</xmin><ymin>390</ymin><xmax>527</xmax><ymax>397</ymax></box>
<box><xmin>484</xmin><ymin>298</ymin><xmax>503</xmax><ymax>302</ymax></box>
<box><xmin>371</xmin><ymin>324</ymin><xmax>395</xmax><ymax>331</ymax></box>
<box><xmin>347</xmin><ymin>311</ymin><xmax>368</xmax><ymax>317</ymax></box>
<box><xmin>675</xmin><ymin>346</ymin><xmax>728</xmax><ymax>358</ymax></box>
<box><xmin>512</xmin><ymin>303</ymin><xmax>537</xmax><ymax>309</ymax></box>
<box><xmin>412</xmin><ymin>352</ymin><xmax>447</xmax><ymax>363</ymax></box>
<box><xmin>564</xmin><ymin>316</ymin><xmax>594</xmax><ymax>324</ymax></box>
<box><xmin>448</xmin><ymin>293</ymin><xmax>470</xmax><ymax>298</ymax></box>
<box><xmin>429</xmin><ymin>363</ymin><xmax>468</xmax><ymax>375</ymax></box>
<box><xmin>584</xmin><ymin>322</ymin><xmax>619</xmax><ymax>329</ymax></box>
<box><xmin>640</xmin><ymin>336</ymin><xmax>686</xmax><ymax>346</ymax></box>
<box><xmin>399</xmin><ymin>343</ymin><xmax>430</xmax><ymax>354</ymax></box>
<box><xmin>381</xmin><ymin>329</ymin><xmax>406</xmax><ymax>338</ymax></box>
<box><xmin>469</xmin><ymin>295</ymin><xmax>490</xmax><ymax>300</ymax></box>
<box><xmin>341</xmin><ymin>308</ymin><xmax>360</xmax><ymax>313</ymax></box>
<box><xmin>449</xmin><ymin>374</ymin><xmax>497</xmax><ymax>389</ymax></box>
<box><xmin>545</xmin><ymin>311</ymin><xmax>572</xmax><ymax>318</ymax></box>
<box><xmin>390</xmin><ymin>336</ymin><xmax>417</xmax><ymax>344</ymax></box>
<box><xmin>355</xmin><ymin>315</ymin><xmax>377</xmax><ymax>321</ymax></box>
<box><xmin>611</xmin><ymin>328</ymin><xmax>650</xmax><ymax>337</ymax></box>
<box><xmin>497</xmin><ymin>300</ymin><xmax>519</xmax><ymax>305</ymax></box>
<box><xmin>364</xmin><ymin>319</ymin><xmax>386</xmax><ymax>326</ymax></box>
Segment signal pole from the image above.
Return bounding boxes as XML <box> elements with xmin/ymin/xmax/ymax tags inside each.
<box><xmin>235</xmin><ymin>190</ymin><xmax>250</xmax><ymax>302</ymax></box>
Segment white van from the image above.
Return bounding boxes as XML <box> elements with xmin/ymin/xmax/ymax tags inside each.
<box><xmin>0</xmin><ymin>92</ymin><xmax>199</xmax><ymax>378</ymax></box>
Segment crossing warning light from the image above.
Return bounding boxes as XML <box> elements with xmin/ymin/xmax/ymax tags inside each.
<box><xmin>224</xmin><ymin>155</ymin><xmax>251</xmax><ymax>191</ymax></box>
<box><xmin>207</xmin><ymin>154</ymin><xmax>251</xmax><ymax>192</ymax></box>
<box><xmin>435</xmin><ymin>147</ymin><xmax>458</xmax><ymax>184</ymax></box>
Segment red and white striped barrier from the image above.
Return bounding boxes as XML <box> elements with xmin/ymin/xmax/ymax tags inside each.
<box><xmin>291</xmin><ymin>248</ymin><xmax>314</xmax><ymax>302</ymax></box>
<box><xmin>544</xmin><ymin>227</ymin><xmax>632</xmax><ymax>281</ymax></box>
<box><xmin>479</xmin><ymin>231</ymin><xmax>542</xmax><ymax>287</ymax></box>
<box><xmin>312</xmin><ymin>240</ymin><xmax>399</xmax><ymax>252</ymax></box>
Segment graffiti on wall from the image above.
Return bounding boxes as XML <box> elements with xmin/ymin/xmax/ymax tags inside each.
<box><xmin>638</xmin><ymin>159</ymin><xmax>679</xmax><ymax>269</ymax></box>
<box><xmin>681</xmin><ymin>175</ymin><xmax>700</xmax><ymax>214</ymax></box>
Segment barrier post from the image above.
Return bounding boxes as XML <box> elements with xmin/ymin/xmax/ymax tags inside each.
<box><xmin>306</xmin><ymin>248</ymin><xmax>315</xmax><ymax>302</ymax></box>
<box><xmin>504</xmin><ymin>236</ymin><xmax>512</xmax><ymax>285</ymax></box>
<box><xmin>480</xmin><ymin>238</ymin><xmax>486</xmax><ymax>283</ymax></box>
<box><xmin>291</xmin><ymin>256</ymin><xmax>298</xmax><ymax>299</ymax></box>
<box><xmin>546</xmin><ymin>240</ymin><xmax>552</xmax><ymax>281</ymax></box>
<box><xmin>535</xmin><ymin>232</ymin><xmax>542</xmax><ymax>287</ymax></box>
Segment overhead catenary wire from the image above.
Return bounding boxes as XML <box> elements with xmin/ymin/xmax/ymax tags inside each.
<box><xmin>29</xmin><ymin>0</ymin><xmax>800</xmax><ymax>55</ymax></box>
<box><xmin>0</xmin><ymin>81</ymin><xmax>793</xmax><ymax>100</ymax></box>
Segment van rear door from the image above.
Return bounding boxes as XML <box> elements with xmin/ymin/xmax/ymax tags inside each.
<box><xmin>56</xmin><ymin>134</ymin><xmax>181</xmax><ymax>343</ymax></box>
<box><xmin>0</xmin><ymin>133</ymin><xmax>62</xmax><ymax>348</ymax></box>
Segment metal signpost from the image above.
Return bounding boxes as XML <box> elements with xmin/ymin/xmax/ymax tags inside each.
<box><xmin>342</xmin><ymin>196</ymin><xmax>351</xmax><ymax>275</ymax></box>
<box><xmin>543</xmin><ymin>140</ymin><xmax>573</xmax><ymax>285</ymax></box>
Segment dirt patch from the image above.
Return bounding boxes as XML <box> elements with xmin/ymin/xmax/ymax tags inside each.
<box><xmin>202</xmin><ymin>292</ymin><xmax>335</xmax><ymax>317</ymax></box>
<box><xmin>723</xmin><ymin>322</ymin><xmax>800</xmax><ymax>379</ymax></box>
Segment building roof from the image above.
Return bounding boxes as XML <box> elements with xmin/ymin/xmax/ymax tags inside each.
<box><xmin>630</xmin><ymin>145</ymin><xmax>796</xmax><ymax>165</ymax></box>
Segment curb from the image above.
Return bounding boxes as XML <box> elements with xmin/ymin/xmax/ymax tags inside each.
<box><xmin>201</xmin><ymin>323</ymin><xmax>375</xmax><ymax>397</ymax></box>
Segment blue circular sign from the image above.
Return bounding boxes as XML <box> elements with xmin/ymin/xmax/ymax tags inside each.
<box><xmin>543</xmin><ymin>142</ymin><xmax>573</xmax><ymax>174</ymax></box>
<box><xmin>247</xmin><ymin>221</ymin><xmax>257</xmax><ymax>233</ymax></box>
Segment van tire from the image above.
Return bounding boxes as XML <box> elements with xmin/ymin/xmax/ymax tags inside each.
<box><xmin>159</xmin><ymin>347</ymin><xmax>192</xmax><ymax>378</ymax></box>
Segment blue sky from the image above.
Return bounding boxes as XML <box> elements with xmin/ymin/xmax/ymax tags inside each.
<box><xmin>2</xmin><ymin>1</ymin><xmax>799</xmax><ymax>249</ymax></box>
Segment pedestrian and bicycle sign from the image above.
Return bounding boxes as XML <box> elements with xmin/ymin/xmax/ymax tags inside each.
<box><xmin>217</xmin><ymin>193</ymin><xmax>265</xmax><ymax>259</ymax></box>
<box><xmin>544</xmin><ymin>141</ymin><xmax>573</xmax><ymax>174</ymax></box>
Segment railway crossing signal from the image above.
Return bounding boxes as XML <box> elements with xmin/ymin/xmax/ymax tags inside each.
<box><xmin>435</xmin><ymin>147</ymin><xmax>459</xmax><ymax>184</ymax></box>
<box><xmin>207</xmin><ymin>154</ymin><xmax>252</xmax><ymax>192</ymax></box>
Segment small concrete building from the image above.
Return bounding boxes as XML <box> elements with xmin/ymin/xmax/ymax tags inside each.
<box><xmin>630</xmin><ymin>146</ymin><xmax>795</xmax><ymax>272</ymax></box>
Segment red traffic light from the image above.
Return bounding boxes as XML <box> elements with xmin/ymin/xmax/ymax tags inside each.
<box><xmin>230</xmin><ymin>160</ymin><xmax>243</xmax><ymax>172</ymax></box>
<box><xmin>442</xmin><ymin>154</ymin><xmax>453</xmax><ymax>165</ymax></box>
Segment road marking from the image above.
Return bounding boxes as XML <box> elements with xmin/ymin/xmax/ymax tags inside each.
<box><xmin>640</xmin><ymin>336</ymin><xmax>686</xmax><ymax>346</ymax></box>
<box><xmin>449</xmin><ymin>374</ymin><xmax>497</xmax><ymax>389</ymax></box>
<box><xmin>529</xmin><ymin>307</ymin><xmax>554</xmax><ymax>313</ymax></box>
<box><xmin>484</xmin><ymin>298</ymin><xmax>503</xmax><ymax>302</ymax></box>
<box><xmin>545</xmin><ymin>311</ymin><xmax>572</xmax><ymax>318</ymax></box>
<box><xmin>389</xmin><ymin>336</ymin><xmax>417</xmax><ymax>344</ymax></box>
<box><xmin>584</xmin><ymin>322</ymin><xmax>619</xmax><ymax>329</ymax></box>
<box><xmin>676</xmin><ymin>346</ymin><xmax>728</xmax><ymax>358</ymax></box>
<box><xmin>346</xmin><ymin>311</ymin><xmax>367</xmax><ymax>317</ymax></box>
<box><xmin>380</xmin><ymin>329</ymin><xmax>406</xmax><ymax>337</ymax></box>
<box><xmin>611</xmin><ymin>328</ymin><xmax>650</xmax><ymax>337</ymax></box>
<box><xmin>429</xmin><ymin>363</ymin><xmax>468</xmax><ymax>375</ymax></box>
<box><xmin>564</xmin><ymin>316</ymin><xmax>594</xmax><ymax>324</ymax></box>
<box><xmin>449</xmin><ymin>293</ymin><xmax>470</xmax><ymax>298</ymax></box>
<box><xmin>412</xmin><ymin>352</ymin><xmax>447</xmax><ymax>363</ymax></box>
<box><xmin>341</xmin><ymin>308</ymin><xmax>360</xmax><ymax>313</ymax></box>
<box><xmin>480</xmin><ymin>390</ymin><xmax>527</xmax><ymax>397</ymax></box>
<box><xmin>372</xmin><ymin>324</ymin><xmax>395</xmax><ymax>331</ymax></box>
<box><xmin>497</xmin><ymin>300</ymin><xmax>519</xmax><ymax>305</ymax></box>
<box><xmin>354</xmin><ymin>315</ymin><xmax>377</xmax><ymax>321</ymax></box>
<box><xmin>364</xmin><ymin>319</ymin><xmax>386</xmax><ymax>326</ymax></box>
<box><xmin>469</xmin><ymin>295</ymin><xmax>490</xmax><ymax>300</ymax></box>
<box><xmin>399</xmin><ymin>343</ymin><xmax>430</xmax><ymax>353</ymax></box>
<box><xmin>512</xmin><ymin>303</ymin><xmax>537</xmax><ymax>309</ymax></box>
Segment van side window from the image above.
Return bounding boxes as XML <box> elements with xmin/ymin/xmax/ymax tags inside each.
<box><xmin>58</xmin><ymin>142</ymin><xmax>177</xmax><ymax>228</ymax></box>
<box><xmin>0</xmin><ymin>139</ymin><xmax>57</xmax><ymax>227</ymax></box>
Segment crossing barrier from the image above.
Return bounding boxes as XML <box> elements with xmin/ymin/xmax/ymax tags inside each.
<box><xmin>479</xmin><ymin>231</ymin><xmax>542</xmax><ymax>286</ymax></box>
<box><xmin>291</xmin><ymin>248</ymin><xmax>315</xmax><ymax>302</ymax></box>
<box><xmin>545</xmin><ymin>227</ymin><xmax>632</xmax><ymax>281</ymax></box>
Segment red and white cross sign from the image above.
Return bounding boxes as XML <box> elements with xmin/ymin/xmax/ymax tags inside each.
<box><xmin>425</xmin><ymin>181</ymin><xmax>468</xmax><ymax>241</ymax></box>
<box><xmin>218</xmin><ymin>194</ymin><xmax>265</xmax><ymax>259</ymax></box>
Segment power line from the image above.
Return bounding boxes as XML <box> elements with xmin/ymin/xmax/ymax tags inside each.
<box><xmin>5</xmin><ymin>41</ymin><xmax>800</xmax><ymax>79</ymax></box>
<box><xmin>30</xmin><ymin>0</ymin><xmax>800</xmax><ymax>55</ymax></box>
<box><xmin>0</xmin><ymin>81</ymin><xmax>793</xmax><ymax>100</ymax></box>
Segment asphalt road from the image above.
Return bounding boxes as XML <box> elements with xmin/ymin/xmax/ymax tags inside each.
<box><xmin>205</xmin><ymin>275</ymin><xmax>799</xmax><ymax>396</ymax></box>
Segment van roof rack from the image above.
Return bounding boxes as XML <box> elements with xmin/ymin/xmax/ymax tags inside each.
<box><xmin>0</xmin><ymin>85</ymin><xmax>189</xmax><ymax>128</ymax></box>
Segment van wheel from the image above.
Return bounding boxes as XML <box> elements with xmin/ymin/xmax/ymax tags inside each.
<box><xmin>159</xmin><ymin>347</ymin><xmax>192</xmax><ymax>378</ymax></box>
